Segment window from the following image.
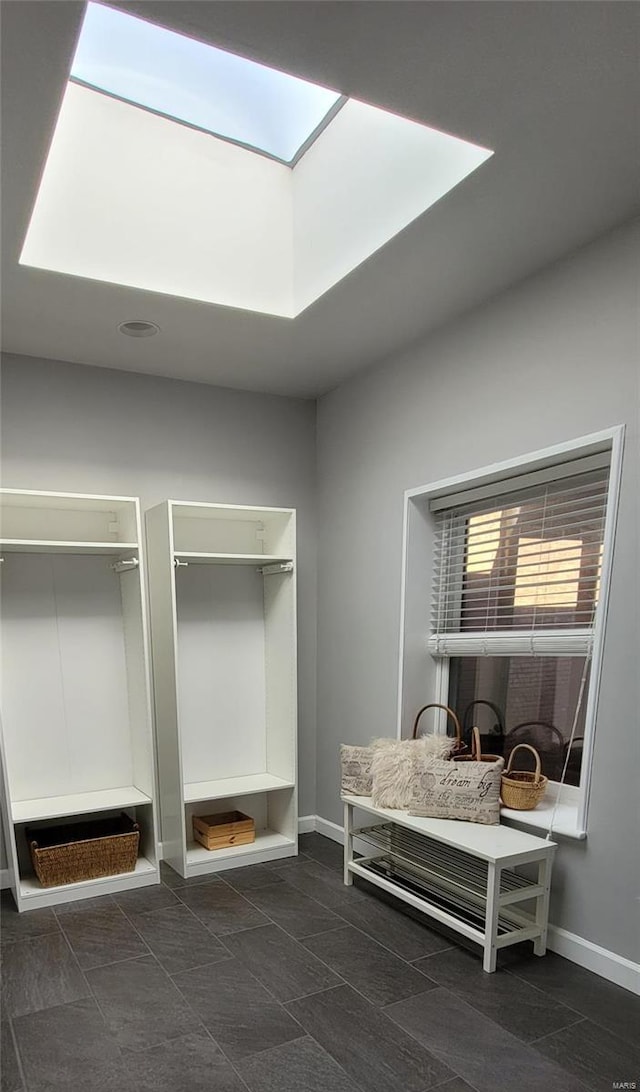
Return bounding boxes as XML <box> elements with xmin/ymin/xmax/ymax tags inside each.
<box><xmin>399</xmin><ymin>428</ymin><xmax>624</xmax><ymax>837</ymax></box>
<box><xmin>70</xmin><ymin>2</ymin><xmax>343</xmax><ymax>164</ymax></box>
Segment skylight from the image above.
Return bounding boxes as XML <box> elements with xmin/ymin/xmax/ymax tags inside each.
<box><xmin>70</xmin><ymin>2</ymin><xmax>342</xmax><ymax>163</ymax></box>
<box><xmin>21</xmin><ymin>5</ymin><xmax>494</xmax><ymax>317</ymax></box>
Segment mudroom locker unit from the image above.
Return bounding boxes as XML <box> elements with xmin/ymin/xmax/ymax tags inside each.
<box><xmin>0</xmin><ymin>489</ymin><xmax>160</xmax><ymax>910</ymax></box>
<box><xmin>145</xmin><ymin>500</ymin><xmax>298</xmax><ymax>879</ymax></box>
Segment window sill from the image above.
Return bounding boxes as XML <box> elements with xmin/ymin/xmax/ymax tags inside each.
<box><xmin>500</xmin><ymin>797</ymin><xmax>586</xmax><ymax>840</ymax></box>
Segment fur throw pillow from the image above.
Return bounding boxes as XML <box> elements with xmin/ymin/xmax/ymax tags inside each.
<box><xmin>340</xmin><ymin>744</ymin><xmax>373</xmax><ymax>796</ymax></box>
<box><xmin>371</xmin><ymin>736</ymin><xmax>453</xmax><ymax>810</ymax></box>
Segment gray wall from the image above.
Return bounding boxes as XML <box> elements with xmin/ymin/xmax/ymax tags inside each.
<box><xmin>316</xmin><ymin>219</ymin><xmax>639</xmax><ymax>961</ymax></box>
<box><xmin>0</xmin><ymin>356</ymin><xmax>318</xmax><ymax>848</ymax></box>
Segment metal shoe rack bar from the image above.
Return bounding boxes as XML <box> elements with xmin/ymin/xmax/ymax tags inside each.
<box><xmin>353</xmin><ymin>822</ymin><xmax>543</xmax><ymax>935</ymax></box>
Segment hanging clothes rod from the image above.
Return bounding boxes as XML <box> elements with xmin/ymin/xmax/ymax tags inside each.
<box><xmin>258</xmin><ymin>562</ymin><xmax>294</xmax><ymax>576</ymax></box>
<box><xmin>110</xmin><ymin>557</ymin><xmax>139</xmax><ymax>573</ymax></box>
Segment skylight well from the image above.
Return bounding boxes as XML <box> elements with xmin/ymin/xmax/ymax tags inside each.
<box><xmin>20</xmin><ymin>3</ymin><xmax>494</xmax><ymax>318</ymax></box>
<box><xmin>71</xmin><ymin>3</ymin><xmax>342</xmax><ymax>163</ymax></box>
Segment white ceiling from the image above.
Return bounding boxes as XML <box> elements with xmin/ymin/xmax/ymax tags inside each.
<box><xmin>1</xmin><ymin>1</ymin><xmax>639</xmax><ymax>398</ymax></box>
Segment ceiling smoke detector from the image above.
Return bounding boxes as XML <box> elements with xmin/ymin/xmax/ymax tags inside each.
<box><xmin>118</xmin><ymin>320</ymin><xmax>160</xmax><ymax>337</ymax></box>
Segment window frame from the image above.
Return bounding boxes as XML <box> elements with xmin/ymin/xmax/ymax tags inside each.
<box><xmin>396</xmin><ymin>426</ymin><xmax>625</xmax><ymax>839</ymax></box>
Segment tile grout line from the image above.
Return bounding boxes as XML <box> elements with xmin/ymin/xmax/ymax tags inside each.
<box><xmin>68</xmin><ymin>950</ymin><xmax>157</xmax><ymax>974</ymax></box>
<box><xmin>504</xmin><ymin>963</ymin><xmax>640</xmax><ymax>1043</ymax></box>
<box><xmin>80</xmin><ymin>928</ymin><xmax>214</xmax><ymax>1060</ymax></box>
<box><xmin>167</xmin><ymin>953</ymin><xmax>236</xmax><ymax>980</ymax></box>
<box><xmin>228</xmin><ymin>1031</ymin><xmax>370</xmax><ymax>1092</ymax></box>
<box><xmin>112</xmin><ymin>940</ymin><xmax>238</xmax><ymax>1062</ymax></box>
<box><xmin>217</xmin><ymin>886</ymin><xmax>445</xmax><ymax>1015</ymax></box>
<box><xmin>381</xmin><ymin>981</ymin><xmax>598</xmax><ymax>1092</ymax></box>
<box><xmin>432</xmin><ymin>1073</ymin><xmax>483</xmax><ymax>1092</ymax></box>
<box><xmin>195</xmin><ymin>918</ymin><xmax>353</xmax><ymax>1009</ymax></box>
<box><xmin>279</xmin><ymin>935</ymin><xmax>439</xmax><ymax>1015</ymax></box>
<box><xmin>334</xmin><ymin>912</ymin><xmax>452</xmax><ymax>972</ymax></box>
<box><xmin>6</xmin><ymin>1015</ymin><xmax>28</xmax><ymax>1092</ymax></box>
<box><xmin>218</xmin><ymin>874</ymin><xmax>354</xmax><ymax>944</ymax></box>
<box><xmin>116</xmin><ymin>1022</ymin><xmax>218</xmax><ymax>1058</ymax></box>
<box><xmin>211</xmin><ymin>1024</ymin><xmax>305</xmax><ymax>1092</ymax></box>
<box><xmin>224</xmin><ymin>859</ymin><xmax>443</xmax><ymax>972</ymax></box>
<box><xmin>265</xmin><ymin>851</ymin><xmax>460</xmax><ymax>967</ymax></box>
<box><xmin>163</xmin><ymin>908</ymin><xmax>343</xmax><ymax>1048</ymax></box>
<box><xmin>296</xmin><ymin>923</ymin><xmax>353</xmax><ymax>942</ymax></box>
<box><xmin>56</xmin><ymin>901</ymin><xmax>155</xmax><ymax>970</ymax></box>
<box><xmin>281</xmin><ymin>978</ymin><xmax>449</xmax><ymax>1092</ymax></box>
<box><xmin>398</xmin><ymin>966</ymin><xmax>591</xmax><ymax>1048</ymax></box>
<box><xmin>501</xmin><ymin>964</ymin><xmax>596</xmax><ymax>1023</ymax></box>
<box><xmin>525</xmin><ymin>1014</ymin><xmax>589</xmax><ymax>1046</ymax></box>
<box><xmin>162</xmin><ymin>902</ymin><xmax>393</xmax><ymax>1033</ymax></box>
<box><xmin>168</xmin><ymin>953</ymin><xmax>313</xmax><ymax>1081</ymax></box>
<box><xmin>408</xmin><ymin>945</ymin><xmax>458</xmax><ymax>964</ymax></box>
<box><xmin>279</xmin><ymin>981</ymin><xmax>353</xmax><ymax>1007</ymax></box>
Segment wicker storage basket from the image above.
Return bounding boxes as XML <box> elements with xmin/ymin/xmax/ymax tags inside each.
<box><xmin>26</xmin><ymin>812</ymin><xmax>140</xmax><ymax>888</ymax></box>
<box><xmin>412</xmin><ymin>703</ymin><xmax>466</xmax><ymax>754</ymax></box>
<box><xmin>501</xmin><ymin>744</ymin><xmax>548</xmax><ymax>810</ymax></box>
<box><xmin>453</xmin><ymin>726</ymin><xmax>502</xmax><ymax>765</ymax></box>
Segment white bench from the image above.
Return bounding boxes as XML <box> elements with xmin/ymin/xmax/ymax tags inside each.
<box><xmin>342</xmin><ymin>795</ymin><xmax>556</xmax><ymax>972</ymax></box>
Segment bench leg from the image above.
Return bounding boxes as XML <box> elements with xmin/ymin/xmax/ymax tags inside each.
<box><xmin>483</xmin><ymin>862</ymin><xmax>500</xmax><ymax>972</ymax></box>
<box><xmin>533</xmin><ymin>854</ymin><xmax>552</xmax><ymax>956</ymax></box>
<box><xmin>343</xmin><ymin>802</ymin><xmax>353</xmax><ymax>886</ymax></box>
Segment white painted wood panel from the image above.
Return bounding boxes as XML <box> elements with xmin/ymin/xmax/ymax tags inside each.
<box><xmin>173</xmin><ymin>516</ymin><xmax>266</xmax><ymax>555</ymax></box>
<box><xmin>55</xmin><ymin>556</ymin><xmax>133</xmax><ymax>793</ymax></box>
<box><xmin>264</xmin><ymin>569</ymin><xmax>297</xmax><ymax>784</ymax></box>
<box><xmin>1</xmin><ymin>554</ymin><xmax>134</xmax><ymax>800</ymax></box>
<box><xmin>0</xmin><ymin>495</ymin><xmax>138</xmax><ymax>542</ymax></box>
<box><xmin>120</xmin><ymin>566</ymin><xmax>154</xmax><ymax>798</ymax></box>
<box><xmin>1</xmin><ymin>554</ymin><xmax>71</xmax><ymax>799</ymax></box>
<box><xmin>144</xmin><ymin>503</ymin><xmax>185</xmax><ymax>872</ymax></box>
<box><xmin>176</xmin><ymin>564</ymin><xmax>267</xmax><ymax>784</ymax></box>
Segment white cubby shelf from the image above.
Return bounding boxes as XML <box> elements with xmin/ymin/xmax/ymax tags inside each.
<box><xmin>0</xmin><ymin>489</ymin><xmax>161</xmax><ymax>911</ymax></box>
<box><xmin>18</xmin><ymin>856</ymin><xmax>158</xmax><ymax>910</ymax></box>
<box><xmin>0</xmin><ymin>540</ymin><xmax>140</xmax><ymax>554</ymax></box>
<box><xmin>174</xmin><ymin>552</ymin><xmax>292</xmax><ymax>566</ymax></box>
<box><xmin>184</xmin><ymin>773</ymin><xmax>295</xmax><ymax>804</ymax></box>
<box><xmin>146</xmin><ymin>500</ymin><xmax>298</xmax><ymax>879</ymax></box>
<box><xmin>11</xmin><ymin>787</ymin><xmax>153</xmax><ymax>824</ymax></box>
<box><xmin>186</xmin><ymin>831</ymin><xmax>296</xmax><ymax>875</ymax></box>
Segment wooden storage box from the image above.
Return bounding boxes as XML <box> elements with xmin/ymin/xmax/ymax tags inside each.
<box><xmin>193</xmin><ymin>810</ymin><xmax>255</xmax><ymax>851</ymax></box>
<box><xmin>26</xmin><ymin>812</ymin><xmax>140</xmax><ymax>888</ymax></box>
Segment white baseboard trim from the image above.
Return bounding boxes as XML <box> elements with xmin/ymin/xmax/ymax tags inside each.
<box><xmin>313</xmin><ymin>815</ymin><xmax>342</xmax><ymax>842</ymax></box>
<box><xmin>547</xmin><ymin>924</ymin><xmax>640</xmax><ymax>996</ymax></box>
<box><xmin>0</xmin><ymin>868</ymin><xmax>11</xmax><ymax>890</ymax></box>
<box><xmin>312</xmin><ymin>812</ymin><xmax>640</xmax><ymax>995</ymax></box>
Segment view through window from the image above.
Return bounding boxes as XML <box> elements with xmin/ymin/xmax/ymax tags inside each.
<box><xmin>433</xmin><ymin>465</ymin><xmax>609</xmax><ymax>787</ymax></box>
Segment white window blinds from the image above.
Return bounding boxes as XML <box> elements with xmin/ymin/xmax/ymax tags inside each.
<box><xmin>429</xmin><ymin>453</ymin><xmax>610</xmax><ymax>656</ymax></box>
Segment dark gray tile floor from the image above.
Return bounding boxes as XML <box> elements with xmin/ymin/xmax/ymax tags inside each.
<box><xmin>1</xmin><ymin>832</ymin><xmax>638</xmax><ymax>1092</ymax></box>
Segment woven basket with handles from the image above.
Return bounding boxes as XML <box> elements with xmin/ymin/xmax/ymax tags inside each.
<box><xmin>501</xmin><ymin>743</ymin><xmax>548</xmax><ymax>810</ymax></box>
<box><xmin>453</xmin><ymin>725</ymin><xmax>502</xmax><ymax>765</ymax></box>
<box><xmin>412</xmin><ymin>703</ymin><xmax>466</xmax><ymax>755</ymax></box>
